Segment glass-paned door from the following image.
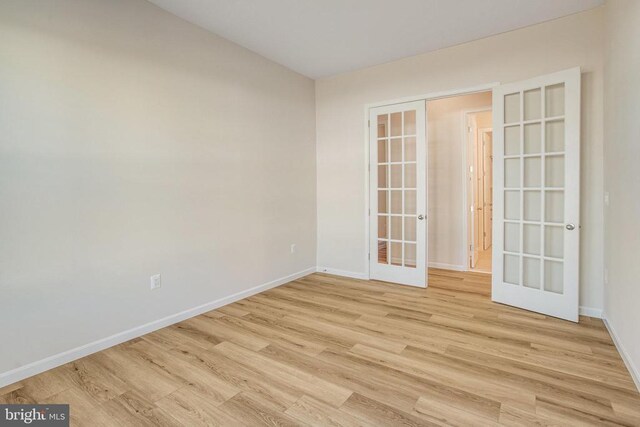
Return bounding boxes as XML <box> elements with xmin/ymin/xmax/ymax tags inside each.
<box><xmin>369</xmin><ymin>101</ymin><xmax>426</xmax><ymax>287</ymax></box>
<box><xmin>492</xmin><ymin>68</ymin><xmax>580</xmax><ymax>321</ymax></box>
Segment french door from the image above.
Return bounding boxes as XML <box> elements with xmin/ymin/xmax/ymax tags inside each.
<box><xmin>492</xmin><ymin>68</ymin><xmax>581</xmax><ymax>321</ymax></box>
<box><xmin>369</xmin><ymin>101</ymin><xmax>427</xmax><ymax>287</ymax></box>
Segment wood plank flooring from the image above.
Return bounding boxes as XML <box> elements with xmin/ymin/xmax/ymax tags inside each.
<box><xmin>472</xmin><ymin>248</ymin><xmax>492</xmax><ymax>273</ymax></box>
<box><xmin>2</xmin><ymin>269</ymin><xmax>639</xmax><ymax>426</ymax></box>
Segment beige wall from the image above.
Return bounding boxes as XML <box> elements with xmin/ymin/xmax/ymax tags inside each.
<box><xmin>427</xmin><ymin>93</ymin><xmax>492</xmax><ymax>269</ymax></box>
<box><xmin>603</xmin><ymin>0</ymin><xmax>640</xmax><ymax>384</ymax></box>
<box><xmin>0</xmin><ymin>0</ymin><xmax>316</xmax><ymax>376</ymax></box>
<box><xmin>316</xmin><ymin>8</ymin><xmax>604</xmax><ymax>311</ymax></box>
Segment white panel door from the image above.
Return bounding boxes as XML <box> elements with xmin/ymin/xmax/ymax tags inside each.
<box><xmin>492</xmin><ymin>68</ymin><xmax>580</xmax><ymax>322</ymax></box>
<box><xmin>369</xmin><ymin>101</ymin><xmax>427</xmax><ymax>287</ymax></box>
<box><xmin>483</xmin><ymin>131</ymin><xmax>493</xmax><ymax>251</ymax></box>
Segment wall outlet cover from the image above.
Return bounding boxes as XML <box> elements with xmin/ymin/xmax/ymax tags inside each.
<box><xmin>150</xmin><ymin>274</ymin><xmax>161</xmax><ymax>290</ymax></box>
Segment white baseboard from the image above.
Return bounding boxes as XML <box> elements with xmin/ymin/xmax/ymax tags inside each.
<box><xmin>579</xmin><ymin>306</ymin><xmax>603</xmax><ymax>318</ymax></box>
<box><xmin>0</xmin><ymin>267</ymin><xmax>316</xmax><ymax>389</ymax></box>
<box><xmin>316</xmin><ymin>267</ymin><xmax>368</xmax><ymax>280</ymax></box>
<box><xmin>602</xmin><ymin>316</ymin><xmax>640</xmax><ymax>392</ymax></box>
<box><xmin>429</xmin><ymin>262</ymin><xmax>466</xmax><ymax>271</ymax></box>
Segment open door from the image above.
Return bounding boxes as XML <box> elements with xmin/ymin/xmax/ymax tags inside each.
<box><xmin>492</xmin><ymin>68</ymin><xmax>580</xmax><ymax>322</ymax></box>
<box><xmin>468</xmin><ymin>115</ymin><xmax>480</xmax><ymax>268</ymax></box>
<box><xmin>482</xmin><ymin>130</ymin><xmax>493</xmax><ymax>251</ymax></box>
<box><xmin>369</xmin><ymin>101</ymin><xmax>427</xmax><ymax>287</ymax></box>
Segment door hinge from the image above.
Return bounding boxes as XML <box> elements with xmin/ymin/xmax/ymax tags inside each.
<box><xmin>368</xmin><ymin>120</ymin><xmax>371</xmax><ymax>128</ymax></box>
<box><xmin>368</xmin><ymin>253</ymin><xmax>370</xmax><ymax>260</ymax></box>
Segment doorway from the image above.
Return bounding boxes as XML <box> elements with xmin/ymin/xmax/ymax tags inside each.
<box><xmin>465</xmin><ymin>109</ymin><xmax>493</xmax><ymax>274</ymax></box>
<box><xmin>367</xmin><ymin>68</ymin><xmax>580</xmax><ymax>321</ymax></box>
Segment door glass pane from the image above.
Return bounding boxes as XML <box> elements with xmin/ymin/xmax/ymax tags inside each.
<box><xmin>390</xmin><ymin>164</ymin><xmax>402</xmax><ymax>188</ymax></box>
<box><xmin>504</xmin><ymin>254</ymin><xmax>520</xmax><ymax>285</ymax></box>
<box><xmin>390</xmin><ymin>190</ymin><xmax>402</xmax><ymax>214</ymax></box>
<box><xmin>378</xmin><ymin>241</ymin><xmax>388</xmax><ymax>263</ymax></box>
<box><xmin>523</xmin><ymin>224</ymin><xmax>541</xmax><ymax>255</ymax></box>
<box><xmin>405</xmin><ymin>190</ymin><xmax>416</xmax><ymax>215</ymax></box>
<box><xmin>524</xmin><ymin>89</ymin><xmax>541</xmax><ymax>121</ymax></box>
<box><xmin>404</xmin><ymin>110</ymin><xmax>416</xmax><ymax>135</ymax></box>
<box><xmin>404</xmin><ymin>243</ymin><xmax>416</xmax><ymax>268</ymax></box>
<box><xmin>545</xmin><ymin>191</ymin><xmax>564</xmax><ymax>223</ymax></box>
<box><xmin>378</xmin><ymin>216</ymin><xmax>388</xmax><ymax>239</ymax></box>
<box><xmin>545</xmin><ymin>84</ymin><xmax>565</xmax><ymax>117</ymax></box>
<box><xmin>524</xmin><ymin>191</ymin><xmax>541</xmax><ymax>221</ymax></box>
<box><xmin>505</xmin><ymin>222</ymin><xmax>520</xmax><ymax>253</ymax></box>
<box><xmin>505</xmin><ymin>158</ymin><xmax>520</xmax><ymax>188</ymax></box>
<box><xmin>524</xmin><ymin>123</ymin><xmax>541</xmax><ymax>154</ymax></box>
<box><xmin>545</xmin><ymin>225</ymin><xmax>563</xmax><ymax>258</ymax></box>
<box><xmin>544</xmin><ymin>260</ymin><xmax>563</xmax><ymax>294</ymax></box>
<box><xmin>404</xmin><ymin>163</ymin><xmax>416</xmax><ymax>188</ymax></box>
<box><xmin>504</xmin><ymin>126</ymin><xmax>520</xmax><ymax>156</ymax></box>
<box><xmin>545</xmin><ymin>119</ymin><xmax>565</xmax><ymax>152</ymax></box>
<box><xmin>378</xmin><ymin>165</ymin><xmax>387</xmax><ymax>188</ymax></box>
<box><xmin>377</xmin><ymin>114</ymin><xmax>388</xmax><ymax>137</ymax></box>
<box><xmin>404</xmin><ymin>137</ymin><xmax>416</xmax><ymax>162</ymax></box>
<box><xmin>390</xmin><ymin>138</ymin><xmax>402</xmax><ymax>162</ymax></box>
<box><xmin>523</xmin><ymin>257</ymin><xmax>541</xmax><ymax>289</ymax></box>
<box><xmin>378</xmin><ymin>190</ymin><xmax>388</xmax><ymax>213</ymax></box>
<box><xmin>524</xmin><ymin>157</ymin><xmax>541</xmax><ymax>188</ymax></box>
<box><xmin>504</xmin><ymin>93</ymin><xmax>520</xmax><ymax>124</ymax></box>
<box><xmin>505</xmin><ymin>190</ymin><xmax>520</xmax><ymax>220</ymax></box>
<box><xmin>390</xmin><ymin>112</ymin><xmax>402</xmax><ymax>137</ymax></box>
<box><xmin>378</xmin><ymin>140</ymin><xmax>388</xmax><ymax>162</ymax></box>
<box><xmin>390</xmin><ymin>216</ymin><xmax>402</xmax><ymax>241</ymax></box>
<box><xmin>545</xmin><ymin>155</ymin><xmax>564</xmax><ymax>187</ymax></box>
<box><xmin>404</xmin><ymin>217</ymin><xmax>416</xmax><ymax>241</ymax></box>
<box><xmin>390</xmin><ymin>242</ymin><xmax>402</xmax><ymax>266</ymax></box>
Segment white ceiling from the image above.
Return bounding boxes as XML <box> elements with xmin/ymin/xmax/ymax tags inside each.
<box><xmin>148</xmin><ymin>0</ymin><xmax>603</xmax><ymax>79</ymax></box>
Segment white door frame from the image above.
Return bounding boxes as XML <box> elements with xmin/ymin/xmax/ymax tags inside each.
<box><xmin>462</xmin><ymin>107</ymin><xmax>492</xmax><ymax>272</ymax></box>
<box><xmin>363</xmin><ymin>82</ymin><xmax>499</xmax><ymax>279</ymax></box>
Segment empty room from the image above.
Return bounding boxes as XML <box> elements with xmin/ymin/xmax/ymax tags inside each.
<box><xmin>1</xmin><ymin>0</ymin><xmax>639</xmax><ymax>425</ymax></box>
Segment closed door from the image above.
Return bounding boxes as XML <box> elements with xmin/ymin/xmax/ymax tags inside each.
<box><xmin>492</xmin><ymin>68</ymin><xmax>580</xmax><ymax>322</ymax></box>
<box><xmin>369</xmin><ymin>101</ymin><xmax>427</xmax><ymax>287</ymax></box>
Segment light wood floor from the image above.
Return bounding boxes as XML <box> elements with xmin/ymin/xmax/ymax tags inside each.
<box><xmin>472</xmin><ymin>247</ymin><xmax>492</xmax><ymax>273</ymax></box>
<box><xmin>2</xmin><ymin>269</ymin><xmax>639</xmax><ymax>426</ymax></box>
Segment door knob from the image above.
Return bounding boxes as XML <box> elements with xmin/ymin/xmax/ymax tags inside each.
<box><xmin>566</xmin><ymin>223</ymin><xmax>575</xmax><ymax>231</ymax></box>
<box><xmin>418</xmin><ymin>215</ymin><xmax>425</xmax><ymax>220</ymax></box>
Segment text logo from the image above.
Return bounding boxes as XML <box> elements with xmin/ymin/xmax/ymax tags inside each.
<box><xmin>0</xmin><ymin>405</ymin><xmax>68</xmax><ymax>426</ymax></box>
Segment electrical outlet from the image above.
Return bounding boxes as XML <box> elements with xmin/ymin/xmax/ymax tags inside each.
<box><xmin>150</xmin><ymin>274</ymin><xmax>161</xmax><ymax>290</ymax></box>
<box><xmin>290</xmin><ymin>244</ymin><xmax>296</xmax><ymax>254</ymax></box>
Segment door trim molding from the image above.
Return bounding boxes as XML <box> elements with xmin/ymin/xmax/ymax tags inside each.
<box><xmin>363</xmin><ymin>82</ymin><xmax>499</xmax><ymax>280</ymax></box>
